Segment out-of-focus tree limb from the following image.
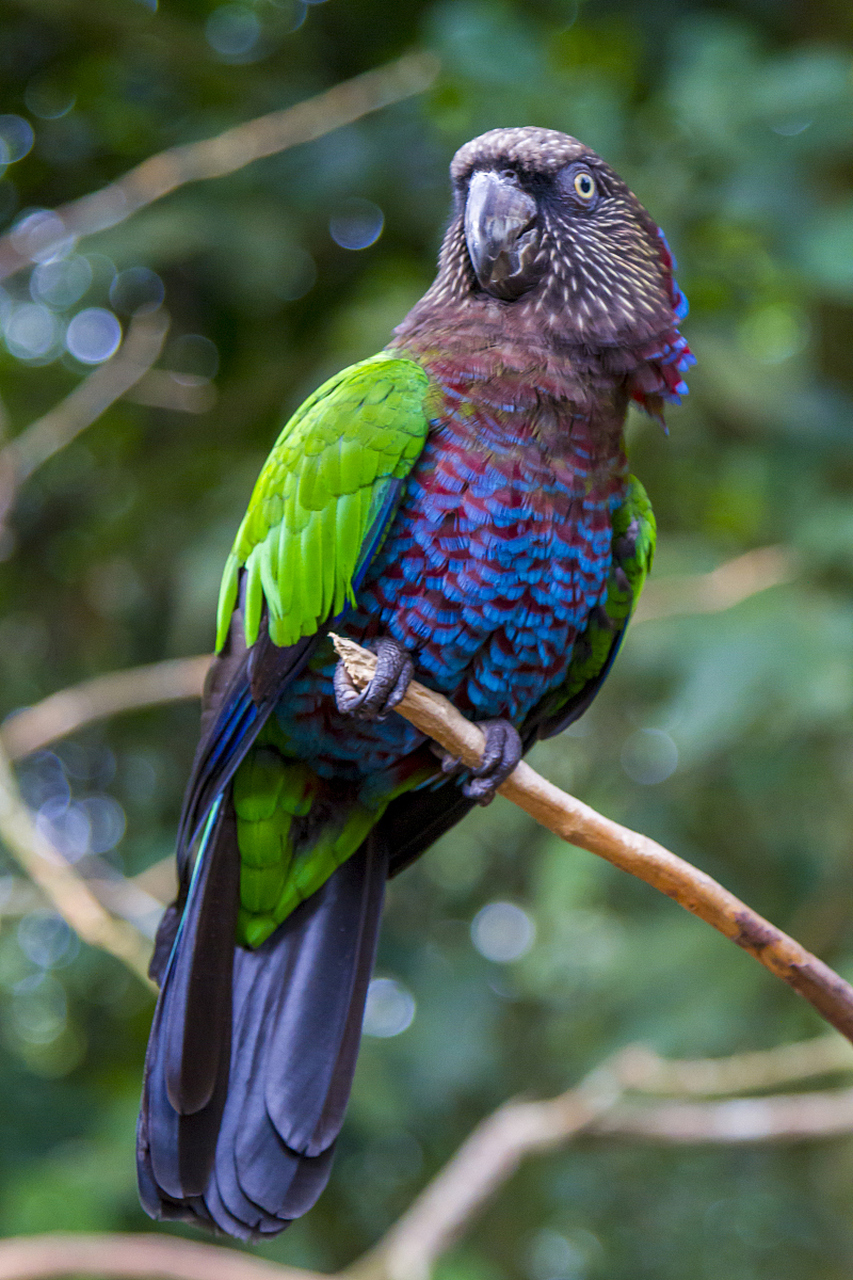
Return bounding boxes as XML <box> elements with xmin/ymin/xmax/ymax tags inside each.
<box><xmin>126</xmin><ymin>369</ymin><xmax>218</xmax><ymax>414</ymax></box>
<box><xmin>349</xmin><ymin>1069</ymin><xmax>616</xmax><ymax>1280</ymax></box>
<box><xmin>0</xmin><ymin>737</ymin><xmax>154</xmax><ymax>986</ymax></box>
<box><xmin>0</xmin><ymin>309</ymin><xmax>170</xmax><ymax>523</ymax></box>
<box><xmin>332</xmin><ymin>635</ymin><xmax>853</xmax><ymax>1045</ymax></box>
<box><xmin>352</xmin><ymin>1042</ymin><xmax>853</xmax><ymax>1280</ymax></box>
<box><xmin>0</xmin><ymin>1234</ymin><xmax>322</xmax><ymax>1280</ymax></box>
<box><xmin>597</xmin><ymin>1086</ymin><xmax>853</xmax><ymax>1143</ymax></box>
<box><xmin>0</xmin><ymin>53</ymin><xmax>439</xmax><ymax>283</ymax></box>
<box><xmin>2</xmin><ymin>654</ymin><xmax>210</xmax><ymax>759</ymax></box>
<box><xmin>1</xmin><ymin>1036</ymin><xmax>853</xmax><ymax>1280</ymax></box>
<box><xmin>614</xmin><ymin>1035</ymin><xmax>853</xmax><ymax>1095</ymax></box>
<box><xmin>634</xmin><ymin>544</ymin><xmax>795</xmax><ymax>623</ymax></box>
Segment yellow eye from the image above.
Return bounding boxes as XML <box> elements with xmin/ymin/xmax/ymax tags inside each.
<box><xmin>573</xmin><ymin>170</ymin><xmax>596</xmax><ymax>201</ymax></box>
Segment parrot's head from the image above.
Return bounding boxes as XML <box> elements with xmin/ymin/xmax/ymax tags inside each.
<box><xmin>446</xmin><ymin>127</ymin><xmax>687</xmax><ymax>350</ymax></box>
<box><xmin>395</xmin><ymin>127</ymin><xmax>693</xmax><ymax>414</ymax></box>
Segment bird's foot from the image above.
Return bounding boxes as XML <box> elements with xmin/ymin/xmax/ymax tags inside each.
<box><xmin>440</xmin><ymin>718</ymin><xmax>522</xmax><ymax>806</ymax></box>
<box><xmin>333</xmin><ymin>636</ymin><xmax>415</xmax><ymax>721</ymax></box>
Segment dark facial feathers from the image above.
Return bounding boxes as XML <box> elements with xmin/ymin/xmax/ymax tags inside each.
<box><xmin>396</xmin><ymin>125</ymin><xmax>693</xmax><ymax>417</ymax></box>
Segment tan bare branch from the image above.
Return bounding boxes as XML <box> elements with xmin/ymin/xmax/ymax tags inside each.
<box><xmin>614</xmin><ymin>1035</ymin><xmax>853</xmax><ymax>1095</ymax></box>
<box><xmin>0</xmin><ymin>309</ymin><xmax>170</xmax><ymax>523</ymax></box>
<box><xmin>0</xmin><ymin>53</ymin><xmax>439</xmax><ymax>283</ymax></box>
<box><xmin>126</xmin><ymin>369</ymin><xmax>217</xmax><ymax>414</ymax></box>
<box><xmin>331</xmin><ymin>634</ymin><xmax>853</xmax><ymax>1045</ymax></box>
<box><xmin>633</xmin><ymin>544</ymin><xmax>795</xmax><ymax>624</ymax></box>
<box><xmin>0</xmin><ymin>737</ymin><xmax>154</xmax><ymax>986</ymax></box>
<box><xmin>347</xmin><ymin>1037</ymin><xmax>853</xmax><ymax>1280</ymax></box>
<box><xmin>2</xmin><ymin>654</ymin><xmax>210</xmax><ymax>759</ymax></box>
<box><xmin>597</xmin><ymin>1086</ymin><xmax>853</xmax><ymax>1143</ymax></box>
<box><xmin>0</xmin><ymin>1234</ymin><xmax>322</xmax><ymax>1280</ymax></box>
<box><xmin>1</xmin><ymin>1039</ymin><xmax>853</xmax><ymax>1280</ymax></box>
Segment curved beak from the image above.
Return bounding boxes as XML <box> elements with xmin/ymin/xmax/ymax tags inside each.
<box><xmin>464</xmin><ymin>169</ymin><xmax>540</xmax><ymax>300</ymax></box>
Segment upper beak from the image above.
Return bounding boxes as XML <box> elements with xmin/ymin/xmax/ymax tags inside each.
<box><xmin>464</xmin><ymin>169</ymin><xmax>540</xmax><ymax>300</ymax></box>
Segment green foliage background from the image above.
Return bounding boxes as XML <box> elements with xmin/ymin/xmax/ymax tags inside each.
<box><xmin>1</xmin><ymin>0</ymin><xmax>853</xmax><ymax>1276</ymax></box>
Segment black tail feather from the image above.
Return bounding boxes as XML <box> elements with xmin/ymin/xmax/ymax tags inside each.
<box><xmin>138</xmin><ymin>834</ymin><xmax>388</xmax><ymax>1239</ymax></box>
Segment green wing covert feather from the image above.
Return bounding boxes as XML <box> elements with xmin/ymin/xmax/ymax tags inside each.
<box><xmin>529</xmin><ymin>474</ymin><xmax>656</xmax><ymax>738</ymax></box>
<box><xmin>216</xmin><ymin>353</ymin><xmax>431</xmax><ymax>651</ymax></box>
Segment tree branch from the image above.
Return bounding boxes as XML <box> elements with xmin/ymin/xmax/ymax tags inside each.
<box><xmin>0</xmin><ymin>1036</ymin><xmax>852</xmax><ymax>1280</ymax></box>
<box><xmin>348</xmin><ymin>1071</ymin><xmax>617</xmax><ymax>1280</ymax></box>
<box><xmin>0</xmin><ymin>309</ymin><xmax>170</xmax><ymax>524</ymax></box>
<box><xmin>331</xmin><ymin>635</ymin><xmax>853</xmax><ymax>1045</ymax></box>
<box><xmin>1</xmin><ymin>654</ymin><xmax>210</xmax><ymax>759</ymax></box>
<box><xmin>0</xmin><ymin>53</ymin><xmax>439</xmax><ymax>282</ymax></box>
<box><xmin>597</xmin><ymin>1086</ymin><xmax>853</xmax><ymax>1143</ymax></box>
<box><xmin>613</xmin><ymin>1034</ymin><xmax>853</xmax><ymax>1095</ymax></box>
<box><xmin>344</xmin><ymin>1039</ymin><xmax>853</xmax><ymax>1280</ymax></box>
<box><xmin>633</xmin><ymin>544</ymin><xmax>795</xmax><ymax>624</ymax></box>
<box><xmin>0</xmin><ymin>1234</ymin><xmax>322</xmax><ymax>1280</ymax></box>
<box><xmin>0</xmin><ymin>737</ymin><xmax>154</xmax><ymax>986</ymax></box>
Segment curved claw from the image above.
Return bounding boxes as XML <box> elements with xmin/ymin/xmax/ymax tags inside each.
<box><xmin>333</xmin><ymin>637</ymin><xmax>415</xmax><ymax>721</ymax></box>
<box><xmin>439</xmin><ymin>718</ymin><xmax>522</xmax><ymax>806</ymax></box>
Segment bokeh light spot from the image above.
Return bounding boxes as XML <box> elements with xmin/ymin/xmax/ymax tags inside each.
<box><xmin>329</xmin><ymin>198</ymin><xmax>384</xmax><ymax>250</ymax></box>
<box><xmin>65</xmin><ymin>307</ymin><xmax>122</xmax><ymax>363</ymax></box>
<box><xmin>771</xmin><ymin>119</ymin><xmax>811</xmax><ymax>136</ymax></box>
<box><xmin>36</xmin><ymin>798</ymin><xmax>91</xmax><ymax>861</ymax></box>
<box><xmin>18</xmin><ymin>912</ymin><xmax>79</xmax><ymax>970</ymax></box>
<box><xmin>11</xmin><ymin>973</ymin><xmax>67</xmax><ymax>1046</ymax></box>
<box><xmin>362</xmin><ymin>976</ymin><xmax>416</xmax><ymax>1037</ymax></box>
<box><xmin>620</xmin><ymin>727</ymin><xmax>679</xmax><ymax>785</ymax></box>
<box><xmin>109</xmin><ymin>266</ymin><xmax>165</xmax><ymax>315</ymax></box>
<box><xmin>739</xmin><ymin>304</ymin><xmax>808</xmax><ymax>364</ymax></box>
<box><xmin>11</xmin><ymin>210</ymin><xmax>75</xmax><ymax>263</ymax></box>
<box><xmin>31</xmin><ymin>254</ymin><xmax>93</xmax><ymax>309</ymax></box>
<box><xmin>165</xmin><ymin>333</ymin><xmax>219</xmax><ymax>383</ymax></box>
<box><xmin>527</xmin><ymin>1226</ymin><xmax>603</xmax><ymax>1280</ymax></box>
<box><xmin>17</xmin><ymin>752</ymin><xmax>70</xmax><ymax>812</ymax></box>
<box><xmin>471</xmin><ymin>901</ymin><xmax>536</xmax><ymax>962</ymax></box>
<box><xmin>0</xmin><ymin>116</ymin><xmax>35</xmax><ymax>164</ymax></box>
<box><xmin>24</xmin><ymin>78</ymin><xmax>76</xmax><ymax>120</ymax></box>
<box><xmin>206</xmin><ymin>5</ymin><xmax>261</xmax><ymax>56</ymax></box>
<box><xmin>4</xmin><ymin>303</ymin><xmax>61</xmax><ymax>360</ymax></box>
<box><xmin>81</xmin><ymin>795</ymin><xmax>126</xmax><ymax>854</ymax></box>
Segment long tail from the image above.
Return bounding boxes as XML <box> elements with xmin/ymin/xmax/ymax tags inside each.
<box><xmin>137</xmin><ymin>821</ymin><xmax>388</xmax><ymax>1239</ymax></box>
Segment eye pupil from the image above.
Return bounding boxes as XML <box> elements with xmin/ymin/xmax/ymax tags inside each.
<box><xmin>573</xmin><ymin>171</ymin><xmax>595</xmax><ymax>200</ymax></box>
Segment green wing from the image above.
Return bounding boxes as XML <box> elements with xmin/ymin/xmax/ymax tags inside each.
<box><xmin>205</xmin><ymin>352</ymin><xmax>432</xmax><ymax>948</ymax></box>
<box><xmin>215</xmin><ymin>352</ymin><xmax>431</xmax><ymax>652</ymax></box>
<box><xmin>529</xmin><ymin>475</ymin><xmax>656</xmax><ymax>740</ymax></box>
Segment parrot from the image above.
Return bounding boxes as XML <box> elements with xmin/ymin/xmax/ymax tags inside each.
<box><xmin>137</xmin><ymin>126</ymin><xmax>693</xmax><ymax>1239</ymax></box>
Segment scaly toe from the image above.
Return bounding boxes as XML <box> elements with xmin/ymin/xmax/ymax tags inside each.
<box><xmin>333</xmin><ymin>637</ymin><xmax>414</xmax><ymax>721</ymax></box>
<box><xmin>461</xmin><ymin>719</ymin><xmax>522</xmax><ymax>806</ymax></box>
<box><xmin>332</xmin><ymin>661</ymin><xmax>364</xmax><ymax>715</ymax></box>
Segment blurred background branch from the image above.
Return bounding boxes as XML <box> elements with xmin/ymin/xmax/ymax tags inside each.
<box><xmin>1</xmin><ymin>1032</ymin><xmax>852</xmax><ymax>1280</ymax></box>
<box><xmin>0</xmin><ymin>543</ymin><xmax>792</xmax><ymax>762</ymax></box>
<box><xmin>0</xmin><ymin>53</ymin><xmax>440</xmax><ymax>283</ymax></box>
<box><xmin>0</xmin><ymin>737</ymin><xmax>153</xmax><ymax>985</ymax></box>
<box><xmin>1</xmin><ymin>655</ymin><xmax>209</xmax><ymax>760</ymax></box>
<box><xmin>0</xmin><ymin>309</ymin><xmax>169</xmax><ymax>524</ymax></box>
<box><xmin>633</xmin><ymin>545</ymin><xmax>797</xmax><ymax>624</ymax></box>
<box><xmin>0</xmin><ymin>1</ymin><xmax>851</xmax><ymax>1274</ymax></box>
<box><xmin>0</xmin><ymin>1234</ymin><xmax>321</xmax><ymax>1280</ymax></box>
